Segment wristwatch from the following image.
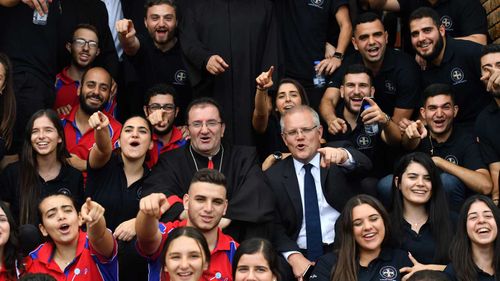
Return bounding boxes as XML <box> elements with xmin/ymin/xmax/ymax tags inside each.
<box><xmin>333</xmin><ymin>52</ymin><xmax>343</xmax><ymax>60</ymax></box>
<box><xmin>273</xmin><ymin>151</ymin><xmax>283</xmax><ymax>161</ymax></box>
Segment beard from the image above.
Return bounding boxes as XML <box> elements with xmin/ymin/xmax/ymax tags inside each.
<box><xmin>421</xmin><ymin>35</ymin><xmax>444</xmax><ymax>62</ymax></box>
<box><xmin>79</xmin><ymin>91</ymin><xmax>104</xmax><ymax>115</ymax></box>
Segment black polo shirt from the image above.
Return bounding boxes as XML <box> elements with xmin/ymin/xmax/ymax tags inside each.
<box><xmin>328</xmin><ymin>48</ymin><xmax>421</xmax><ymax>115</ymax></box>
<box><xmin>311</xmin><ymin>248</ymin><xmax>412</xmax><ymax>281</ymax></box>
<box><xmin>275</xmin><ymin>0</ymin><xmax>348</xmax><ymax>85</ymax></box>
<box><xmin>445</xmin><ymin>263</ymin><xmax>495</xmax><ymax>281</ymax></box>
<box><xmin>421</xmin><ymin>37</ymin><xmax>492</xmax><ymax>124</ymax></box>
<box><xmin>85</xmin><ymin>153</ymin><xmax>150</xmax><ymax>231</ymax></box>
<box><xmin>418</xmin><ymin>125</ymin><xmax>486</xmax><ymax>171</ymax></box>
<box><xmin>0</xmin><ymin>161</ymin><xmax>83</xmax><ymax>224</ymax></box>
<box><xmin>475</xmin><ymin>102</ymin><xmax>500</xmax><ymax>165</ymax></box>
<box><xmin>127</xmin><ymin>36</ymin><xmax>192</xmax><ymax>120</ymax></box>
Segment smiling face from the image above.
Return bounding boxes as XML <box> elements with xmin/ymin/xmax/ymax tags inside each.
<box><xmin>420</xmin><ymin>94</ymin><xmax>457</xmax><ymax>138</ymax></box>
<box><xmin>352</xmin><ymin>203</ymin><xmax>385</xmax><ymax>255</ymax></box>
<box><xmin>184</xmin><ymin>181</ymin><xmax>227</xmax><ymax>232</ymax></box>
<box><xmin>78</xmin><ymin>68</ymin><xmax>111</xmax><ymax>115</ymax></box>
<box><xmin>466</xmin><ymin>201</ymin><xmax>498</xmax><ymax>248</ymax></box>
<box><xmin>68</xmin><ymin>27</ymin><xmax>100</xmax><ymax>69</ymax></box>
<box><xmin>352</xmin><ymin>19</ymin><xmax>388</xmax><ymax>65</ymax></box>
<box><xmin>120</xmin><ymin>117</ymin><xmax>153</xmax><ymax>161</ymax></box>
<box><xmin>187</xmin><ymin>104</ymin><xmax>225</xmax><ymax>157</ymax></box>
<box><xmin>410</xmin><ymin>17</ymin><xmax>445</xmax><ymax>62</ymax></box>
<box><xmin>164</xmin><ymin>236</ymin><xmax>208</xmax><ymax>281</ymax></box>
<box><xmin>235</xmin><ymin>252</ymin><xmax>276</xmax><ymax>281</ymax></box>
<box><xmin>0</xmin><ymin>207</ymin><xmax>11</xmax><ymax>249</ymax></box>
<box><xmin>31</xmin><ymin>115</ymin><xmax>62</xmax><ymax>157</ymax></box>
<box><xmin>275</xmin><ymin>83</ymin><xmax>302</xmax><ymax>115</ymax></box>
<box><xmin>145</xmin><ymin>4</ymin><xmax>177</xmax><ymax>48</ymax></box>
<box><xmin>281</xmin><ymin>109</ymin><xmax>323</xmax><ymax>164</ymax></box>
<box><xmin>480</xmin><ymin>52</ymin><xmax>500</xmax><ymax>97</ymax></box>
<box><xmin>397</xmin><ymin>162</ymin><xmax>432</xmax><ymax>206</ymax></box>
<box><xmin>341</xmin><ymin>72</ymin><xmax>375</xmax><ymax>114</ymax></box>
<box><xmin>38</xmin><ymin>195</ymin><xmax>80</xmax><ymax>246</ymax></box>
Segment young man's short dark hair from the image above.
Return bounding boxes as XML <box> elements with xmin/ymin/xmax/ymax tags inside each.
<box><xmin>481</xmin><ymin>44</ymin><xmax>500</xmax><ymax>58</ymax></box>
<box><xmin>190</xmin><ymin>168</ymin><xmax>227</xmax><ymax>190</ymax></box>
<box><xmin>342</xmin><ymin>64</ymin><xmax>374</xmax><ymax>85</ymax></box>
<box><xmin>144</xmin><ymin>83</ymin><xmax>178</xmax><ymax>106</ymax></box>
<box><xmin>409</xmin><ymin>7</ymin><xmax>441</xmax><ymax>28</ymax></box>
<box><xmin>144</xmin><ymin>0</ymin><xmax>176</xmax><ymax>16</ymax></box>
<box><xmin>422</xmin><ymin>83</ymin><xmax>455</xmax><ymax>104</ymax></box>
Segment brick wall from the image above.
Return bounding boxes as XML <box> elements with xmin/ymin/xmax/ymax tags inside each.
<box><xmin>482</xmin><ymin>0</ymin><xmax>500</xmax><ymax>43</ymax></box>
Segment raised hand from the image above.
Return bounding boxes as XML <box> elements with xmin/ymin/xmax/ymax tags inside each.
<box><xmin>139</xmin><ymin>193</ymin><xmax>171</xmax><ymax>219</ymax></box>
<box><xmin>88</xmin><ymin>111</ymin><xmax>109</xmax><ymax>131</ymax></box>
<box><xmin>256</xmin><ymin>66</ymin><xmax>274</xmax><ymax>90</ymax></box>
<box><xmin>206</xmin><ymin>55</ymin><xmax>229</xmax><ymax>75</ymax></box>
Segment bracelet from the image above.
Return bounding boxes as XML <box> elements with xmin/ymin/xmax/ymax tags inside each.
<box><xmin>256</xmin><ymin>86</ymin><xmax>268</xmax><ymax>92</ymax></box>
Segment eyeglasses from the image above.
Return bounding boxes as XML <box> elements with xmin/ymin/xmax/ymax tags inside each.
<box><xmin>148</xmin><ymin>103</ymin><xmax>176</xmax><ymax>112</ymax></box>
<box><xmin>188</xmin><ymin>120</ymin><xmax>223</xmax><ymax>129</ymax></box>
<box><xmin>282</xmin><ymin>125</ymin><xmax>318</xmax><ymax>137</ymax></box>
<box><xmin>72</xmin><ymin>38</ymin><xmax>98</xmax><ymax>49</ymax></box>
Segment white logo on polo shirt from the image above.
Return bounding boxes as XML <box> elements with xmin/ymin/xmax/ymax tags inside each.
<box><xmin>174</xmin><ymin>70</ymin><xmax>188</xmax><ymax>85</ymax></box>
<box><xmin>440</xmin><ymin>15</ymin><xmax>453</xmax><ymax>31</ymax></box>
<box><xmin>308</xmin><ymin>0</ymin><xmax>324</xmax><ymax>8</ymax></box>
<box><xmin>357</xmin><ymin>134</ymin><xmax>372</xmax><ymax>148</ymax></box>
<box><xmin>445</xmin><ymin>155</ymin><xmax>459</xmax><ymax>165</ymax></box>
<box><xmin>450</xmin><ymin>67</ymin><xmax>466</xmax><ymax>85</ymax></box>
<box><xmin>379</xmin><ymin>266</ymin><xmax>397</xmax><ymax>280</ymax></box>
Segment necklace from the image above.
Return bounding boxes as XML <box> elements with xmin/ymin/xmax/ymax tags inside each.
<box><xmin>189</xmin><ymin>145</ymin><xmax>224</xmax><ymax>172</ymax></box>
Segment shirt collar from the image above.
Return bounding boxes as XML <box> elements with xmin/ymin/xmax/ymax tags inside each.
<box><xmin>292</xmin><ymin>153</ymin><xmax>321</xmax><ymax>173</ymax></box>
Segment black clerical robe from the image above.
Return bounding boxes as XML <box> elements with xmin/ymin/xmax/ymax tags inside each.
<box><xmin>179</xmin><ymin>0</ymin><xmax>281</xmax><ymax>146</ymax></box>
<box><xmin>142</xmin><ymin>143</ymin><xmax>275</xmax><ymax>241</ymax></box>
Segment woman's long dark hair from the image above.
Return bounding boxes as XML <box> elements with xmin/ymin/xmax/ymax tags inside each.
<box><xmin>390</xmin><ymin>152</ymin><xmax>452</xmax><ymax>263</ymax></box>
<box><xmin>331</xmin><ymin>195</ymin><xmax>391</xmax><ymax>281</ymax></box>
<box><xmin>0</xmin><ymin>53</ymin><xmax>16</xmax><ymax>148</ymax></box>
<box><xmin>271</xmin><ymin>78</ymin><xmax>309</xmax><ymax>115</ymax></box>
<box><xmin>450</xmin><ymin>195</ymin><xmax>500</xmax><ymax>281</ymax></box>
<box><xmin>0</xmin><ymin>201</ymin><xmax>23</xmax><ymax>279</ymax></box>
<box><xmin>19</xmin><ymin>109</ymin><xmax>70</xmax><ymax>225</ymax></box>
<box><xmin>232</xmin><ymin>238</ymin><xmax>281</xmax><ymax>281</ymax></box>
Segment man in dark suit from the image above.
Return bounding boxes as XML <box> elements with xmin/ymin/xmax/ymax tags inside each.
<box><xmin>265</xmin><ymin>105</ymin><xmax>371</xmax><ymax>281</ymax></box>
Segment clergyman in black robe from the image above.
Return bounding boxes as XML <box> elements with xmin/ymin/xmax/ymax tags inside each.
<box><xmin>179</xmin><ymin>0</ymin><xmax>281</xmax><ymax>146</ymax></box>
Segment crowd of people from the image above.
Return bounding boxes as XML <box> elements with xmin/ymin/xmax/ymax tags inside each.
<box><xmin>0</xmin><ymin>0</ymin><xmax>499</xmax><ymax>280</ymax></box>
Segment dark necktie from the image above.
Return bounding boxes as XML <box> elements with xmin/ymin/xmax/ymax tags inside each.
<box><xmin>303</xmin><ymin>163</ymin><xmax>323</xmax><ymax>261</ymax></box>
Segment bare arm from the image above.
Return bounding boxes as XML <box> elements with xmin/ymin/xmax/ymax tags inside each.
<box><xmin>253</xmin><ymin>66</ymin><xmax>274</xmax><ymax>134</ymax></box>
<box><xmin>0</xmin><ymin>0</ymin><xmax>20</xmax><ymax>7</ymax></box>
<box><xmin>489</xmin><ymin>162</ymin><xmax>500</xmax><ymax>203</ymax></box>
<box><xmin>88</xmin><ymin>112</ymin><xmax>112</xmax><ymax>169</ymax></box>
<box><xmin>136</xmin><ymin>193</ymin><xmax>170</xmax><ymax>256</ymax></box>
<box><xmin>455</xmin><ymin>34</ymin><xmax>487</xmax><ymax>45</ymax></box>
<box><xmin>334</xmin><ymin>5</ymin><xmax>352</xmax><ymax>56</ymax></box>
<box><xmin>320</xmin><ymin>87</ymin><xmax>341</xmax><ymax>126</ymax></box>
<box><xmin>81</xmin><ymin>198</ymin><xmax>115</xmax><ymax>259</ymax></box>
<box><xmin>433</xmin><ymin>157</ymin><xmax>493</xmax><ymax>195</ymax></box>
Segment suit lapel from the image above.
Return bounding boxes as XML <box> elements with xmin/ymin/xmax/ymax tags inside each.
<box><xmin>283</xmin><ymin>158</ymin><xmax>302</xmax><ymax>219</ymax></box>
